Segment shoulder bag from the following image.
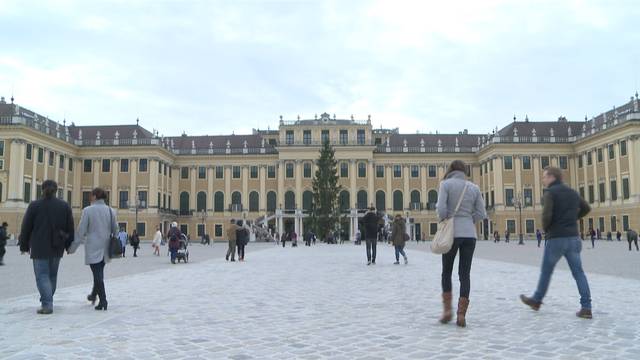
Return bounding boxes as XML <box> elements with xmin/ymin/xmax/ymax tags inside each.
<box><xmin>107</xmin><ymin>207</ymin><xmax>122</xmax><ymax>258</ymax></box>
<box><xmin>431</xmin><ymin>181</ymin><xmax>468</xmax><ymax>254</ymax></box>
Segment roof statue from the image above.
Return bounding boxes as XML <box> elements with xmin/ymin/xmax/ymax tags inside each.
<box><xmin>115</xmin><ymin>130</ymin><xmax>119</xmax><ymax>139</ymax></box>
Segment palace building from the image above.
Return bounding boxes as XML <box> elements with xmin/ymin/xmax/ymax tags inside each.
<box><xmin>0</xmin><ymin>94</ymin><xmax>639</xmax><ymax>241</ymax></box>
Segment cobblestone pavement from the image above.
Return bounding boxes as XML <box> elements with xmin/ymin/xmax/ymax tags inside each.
<box><xmin>1</xmin><ymin>243</ymin><xmax>639</xmax><ymax>359</ymax></box>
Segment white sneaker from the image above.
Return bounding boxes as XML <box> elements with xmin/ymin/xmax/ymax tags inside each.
<box><xmin>404</xmin><ymin>257</ymin><xmax>408</xmax><ymax>265</ymax></box>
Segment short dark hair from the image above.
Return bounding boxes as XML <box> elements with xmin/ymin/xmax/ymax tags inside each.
<box><xmin>444</xmin><ymin>160</ymin><xmax>466</xmax><ymax>179</ymax></box>
<box><xmin>236</xmin><ymin>220</ymin><xmax>243</xmax><ymax>226</ymax></box>
<box><xmin>1</xmin><ymin>222</ymin><xmax>7</xmax><ymax>227</ymax></box>
<box><xmin>369</xmin><ymin>206</ymin><xmax>376</xmax><ymax>211</ymax></box>
<box><xmin>230</xmin><ymin>219</ymin><xmax>235</xmax><ymax>223</ymax></box>
<box><xmin>91</xmin><ymin>187</ymin><xmax>108</xmax><ymax>200</ymax></box>
<box><xmin>543</xmin><ymin>166</ymin><xmax>562</xmax><ymax>182</ymax></box>
<box><xmin>42</xmin><ymin>180</ymin><xmax>58</xmax><ymax>199</ymax></box>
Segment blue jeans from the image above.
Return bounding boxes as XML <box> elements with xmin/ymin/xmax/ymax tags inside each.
<box><xmin>33</xmin><ymin>257</ymin><xmax>61</xmax><ymax>310</ymax></box>
<box><xmin>533</xmin><ymin>237</ymin><xmax>592</xmax><ymax>309</ymax></box>
<box><xmin>394</xmin><ymin>246</ymin><xmax>406</xmax><ymax>261</ymax></box>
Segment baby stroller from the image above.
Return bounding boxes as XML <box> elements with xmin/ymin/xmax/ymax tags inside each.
<box><xmin>175</xmin><ymin>235</ymin><xmax>189</xmax><ymax>263</ymax></box>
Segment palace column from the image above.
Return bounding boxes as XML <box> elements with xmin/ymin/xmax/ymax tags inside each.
<box><xmin>420</xmin><ymin>164</ymin><xmax>427</xmax><ymax>211</ymax></box>
<box><xmin>224</xmin><ymin>165</ymin><xmax>231</xmax><ymax>212</ymax></box>
<box><xmin>43</xmin><ymin>148</ymin><xmax>49</xmax><ymax>181</ymax></box>
<box><xmin>592</xmin><ymin>148</ymin><xmax>598</xmax><ymax>207</ymax></box>
<box><xmin>54</xmin><ymin>153</ymin><xmax>60</xmax><ymax>183</ymax></box>
<box><xmin>604</xmin><ymin>147</ymin><xmax>611</xmax><ymax>204</ymax></box>
<box><xmin>615</xmin><ymin>143</ymin><xmax>622</xmax><ymax>205</ymax></box>
<box><xmin>207</xmin><ymin>166</ymin><xmax>214</xmax><ymax>211</ymax></box>
<box><xmin>190</xmin><ymin>166</ymin><xmax>197</xmax><ymax>211</ymax></box>
<box><xmin>111</xmin><ymin>159</ymin><xmax>118</xmax><ymax>206</ymax></box>
<box><xmin>628</xmin><ymin>136</ymin><xmax>640</xmax><ymax>202</ymax></box>
<box><xmin>130</xmin><ymin>159</ymin><xmax>138</xmax><ymax>209</ymax></box>
<box><xmin>368</xmin><ymin>160</ymin><xmax>375</xmax><ymax>208</ymax></box>
<box><xmin>30</xmin><ymin>147</ymin><xmax>37</xmax><ymax>203</ymax></box>
<box><xmin>242</xmin><ymin>165</ymin><xmax>249</xmax><ymax>211</ymax></box>
<box><xmin>277</xmin><ymin>161</ymin><xmax>284</xmax><ymax>209</ymax></box>
<box><xmin>149</xmin><ymin>159</ymin><xmax>159</xmax><ymax>208</ymax></box>
<box><xmin>259</xmin><ymin>165</ymin><xmax>266</xmax><ymax>212</ymax></box>
<box><xmin>570</xmin><ymin>155</ymin><xmax>578</xmax><ymax>190</ymax></box>
<box><xmin>349</xmin><ymin>159</ymin><xmax>356</xmax><ymax>207</ymax></box>
<box><xmin>532</xmin><ymin>155</ymin><xmax>541</xmax><ymax>208</ymax></box>
<box><xmin>403</xmin><ymin>165</ymin><xmax>410</xmax><ymax>210</ymax></box>
<box><xmin>93</xmin><ymin>159</ymin><xmax>100</xmax><ymax>188</ymax></box>
<box><xmin>73</xmin><ymin>159</ymin><xmax>82</xmax><ymax>209</ymax></box>
<box><xmin>7</xmin><ymin>140</ymin><xmax>26</xmax><ymax>202</ymax></box>
<box><xmin>295</xmin><ymin>160</ymin><xmax>302</xmax><ymax>210</ymax></box>
<box><xmin>385</xmin><ymin>164</ymin><xmax>392</xmax><ymax>212</ymax></box>
<box><xmin>514</xmin><ymin>155</ymin><xmax>522</xmax><ymax>197</ymax></box>
<box><xmin>493</xmin><ymin>156</ymin><xmax>504</xmax><ymax>208</ymax></box>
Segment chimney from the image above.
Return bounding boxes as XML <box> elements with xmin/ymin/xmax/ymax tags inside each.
<box><xmin>0</xmin><ymin>96</ymin><xmax>4</xmax><ymax>104</ymax></box>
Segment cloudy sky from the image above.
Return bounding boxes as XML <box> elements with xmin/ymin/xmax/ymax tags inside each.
<box><xmin>1</xmin><ymin>0</ymin><xmax>639</xmax><ymax>136</ymax></box>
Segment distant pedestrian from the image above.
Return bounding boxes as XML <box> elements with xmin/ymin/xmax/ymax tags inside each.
<box><xmin>627</xmin><ymin>229</ymin><xmax>639</xmax><ymax>251</ymax></box>
<box><xmin>152</xmin><ymin>226</ymin><xmax>162</xmax><ymax>256</ymax></box>
<box><xmin>291</xmin><ymin>231</ymin><xmax>298</xmax><ymax>247</ymax></box>
<box><xmin>436</xmin><ymin>160</ymin><xmax>486</xmax><ymax>327</ymax></box>
<box><xmin>304</xmin><ymin>230</ymin><xmax>312</xmax><ymax>246</ymax></box>
<box><xmin>236</xmin><ymin>220</ymin><xmax>249</xmax><ymax>261</ymax></box>
<box><xmin>312</xmin><ymin>232</ymin><xmax>316</xmax><ymax>245</ymax></box>
<box><xmin>0</xmin><ymin>221</ymin><xmax>7</xmax><ymax>265</ymax></box>
<box><xmin>226</xmin><ymin>219</ymin><xmax>238</xmax><ymax>261</ymax></box>
<box><xmin>520</xmin><ymin>166</ymin><xmax>592</xmax><ymax>319</ymax></box>
<box><xmin>596</xmin><ymin>228</ymin><xmax>601</xmax><ymax>240</ymax></box>
<box><xmin>494</xmin><ymin>231</ymin><xmax>500</xmax><ymax>243</ymax></box>
<box><xmin>72</xmin><ymin>187</ymin><xmax>117</xmax><ymax>311</ymax></box>
<box><xmin>391</xmin><ymin>214</ymin><xmax>408</xmax><ymax>265</ymax></box>
<box><xmin>118</xmin><ymin>228</ymin><xmax>128</xmax><ymax>257</ymax></box>
<box><xmin>616</xmin><ymin>231</ymin><xmax>622</xmax><ymax>242</ymax></box>
<box><xmin>130</xmin><ymin>230</ymin><xmax>140</xmax><ymax>257</ymax></box>
<box><xmin>606</xmin><ymin>231</ymin><xmax>612</xmax><ymax>241</ymax></box>
<box><xmin>536</xmin><ymin>229</ymin><xmax>543</xmax><ymax>247</ymax></box>
<box><xmin>590</xmin><ymin>229</ymin><xmax>596</xmax><ymax>248</ymax></box>
<box><xmin>362</xmin><ymin>207</ymin><xmax>380</xmax><ymax>265</ymax></box>
<box><xmin>505</xmin><ymin>230</ymin><xmax>510</xmax><ymax>243</ymax></box>
<box><xmin>167</xmin><ymin>222</ymin><xmax>182</xmax><ymax>264</ymax></box>
<box><xmin>19</xmin><ymin>180</ymin><xmax>75</xmax><ymax>314</ymax></box>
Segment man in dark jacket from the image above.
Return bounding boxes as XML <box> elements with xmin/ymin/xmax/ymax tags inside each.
<box><xmin>19</xmin><ymin>180</ymin><xmax>75</xmax><ymax>314</ymax></box>
<box><xmin>235</xmin><ymin>220</ymin><xmax>249</xmax><ymax>261</ymax></box>
<box><xmin>521</xmin><ymin>167</ymin><xmax>593</xmax><ymax>319</ymax></box>
<box><xmin>627</xmin><ymin>229</ymin><xmax>639</xmax><ymax>251</ymax></box>
<box><xmin>0</xmin><ymin>221</ymin><xmax>7</xmax><ymax>265</ymax></box>
<box><xmin>362</xmin><ymin>207</ymin><xmax>380</xmax><ymax>265</ymax></box>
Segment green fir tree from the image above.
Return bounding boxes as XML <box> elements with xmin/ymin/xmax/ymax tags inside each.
<box><xmin>310</xmin><ymin>140</ymin><xmax>342</xmax><ymax>241</ymax></box>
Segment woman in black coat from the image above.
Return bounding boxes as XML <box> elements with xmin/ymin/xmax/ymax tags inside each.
<box><xmin>130</xmin><ymin>230</ymin><xmax>140</xmax><ymax>257</ymax></box>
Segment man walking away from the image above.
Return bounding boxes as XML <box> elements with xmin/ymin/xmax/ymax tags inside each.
<box><xmin>590</xmin><ymin>229</ymin><xmax>596</xmax><ymax>248</ymax></box>
<box><xmin>118</xmin><ymin>228</ymin><xmax>128</xmax><ymax>257</ymax></box>
<box><xmin>0</xmin><ymin>222</ymin><xmax>7</xmax><ymax>265</ymax></box>
<box><xmin>627</xmin><ymin>229</ymin><xmax>639</xmax><ymax>251</ymax></box>
<box><xmin>521</xmin><ymin>167</ymin><xmax>593</xmax><ymax>319</ymax></box>
<box><xmin>616</xmin><ymin>231</ymin><xmax>622</xmax><ymax>242</ymax></box>
<box><xmin>226</xmin><ymin>219</ymin><xmax>238</xmax><ymax>261</ymax></box>
<box><xmin>362</xmin><ymin>207</ymin><xmax>380</xmax><ymax>265</ymax></box>
<box><xmin>536</xmin><ymin>229</ymin><xmax>542</xmax><ymax>248</ymax></box>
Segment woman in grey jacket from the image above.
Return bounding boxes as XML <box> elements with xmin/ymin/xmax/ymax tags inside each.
<box><xmin>73</xmin><ymin>188</ymin><xmax>118</xmax><ymax>311</ymax></box>
<box><xmin>436</xmin><ymin>160</ymin><xmax>486</xmax><ymax>327</ymax></box>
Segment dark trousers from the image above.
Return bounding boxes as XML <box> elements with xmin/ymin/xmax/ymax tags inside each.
<box><xmin>629</xmin><ymin>238</ymin><xmax>639</xmax><ymax>251</ymax></box>
<box><xmin>89</xmin><ymin>260</ymin><xmax>106</xmax><ymax>304</ymax></box>
<box><xmin>122</xmin><ymin>244</ymin><xmax>126</xmax><ymax>257</ymax></box>
<box><xmin>282</xmin><ymin>240</ymin><xmax>286</xmax><ymax>248</ymax></box>
<box><xmin>537</xmin><ymin>238</ymin><xmax>542</xmax><ymax>247</ymax></box>
<box><xmin>0</xmin><ymin>242</ymin><xmax>5</xmax><ymax>263</ymax></box>
<box><xmin>441</xmin><ymin>238</ymin><xmax>476</xmax><ymax>298</ymax></box>
<box><xmin>365</xmin><ymin>238</ymin><xmax>377</xmax><ymax>262</ymax></box>
<box><xmin>169</xmin><ymin>248</ymin><xmax>177</xmax><ymax>262</ymax></box>
<box><xmin>591</xmin><ymin>237</ymin><xmax>595</xmax><ymax>248</ymax></box>
<box><xmin>237</xmin><ymin>244</ymin><xmax>245</xmax><ymax>259</ymax></box>
<box><xmin>133</xmin><ymin>246</ymin><xmax>138</xmax><ymax>257</ymax></box>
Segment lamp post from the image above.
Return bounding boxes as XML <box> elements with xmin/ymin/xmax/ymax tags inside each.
<box><xmin>133</xmin><ymin>194</ymin><xmax>145</xmax><ymax>234</ymax></box>
<box><xmin>200</xmin><ymin>209</ymin><xmax>207</xmax><ymax>241</ymax></box>
<box><xmin>513</xmin><ymin>193</ymin><xmax>528</xmax><ymax>245</ymax></box>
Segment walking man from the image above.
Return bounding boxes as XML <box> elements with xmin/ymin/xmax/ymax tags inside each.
<box><xmin>590</xmin><ymin>228</ymin><xmax>596</xmax><ymax>248</ymax></box>
<box><xmin>118</xmin><ymin>228</ymin><xmax>128</xmax><ymax>257</ymax></box>
<box><xmin>616</xmin><ymin>231</ymin><xmax>622</xmax><ymax>242</ymax></box>
<box><xmin>225</xmin><ymin>219</ymin><xmax>238</xmax><ymax>261</ymax></box>
<box><xmin>536</xmin><ymin>229</ymin><xmax>542</xmax><ymax>248</ymax></box>
<box><xmin>0</xmin><ymin>221</ymin><xmax>7</xmax><ymax>265</ymax></box>
<box><xmin>627</xmin><ymin>229</ymin><xmax>639</xmax><ymax>251</ymax></box>
<box><xmin>362</xmin><ymin>207</ymin><xmax>379</xmax><ymax>265</ymax></box>
<box><xmin>520</xmin><ymin>167</ymin><xmax>593</xmax><ymax>319</ymax></box>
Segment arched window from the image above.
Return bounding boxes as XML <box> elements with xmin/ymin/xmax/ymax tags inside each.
<box><xmin>302</xmin><ymin>190</ymin><xmax>313</xmax><ymax>211</ymax></box>
<box><xmin>410</xmin><ymin>190</ymin><xmax>421</xmax><ymax>210</ymax></box>
<box><xmin>428</xmin><ymin>190</ymin><xmax>438</xmax><ymax>210</ymax></box>
<box><xmin>249</xmin><ymin>191</ymin><xmax>259</xmax><ymax>212</ymax></box>
<box><xmin>267</xmin><ymin>191</ymin><xmax>277</xmax><ymax>212</ymax></box>
<box><xmin>285</xmin><ymin>191</ymin><xmax>296</xmax><ymax>210</ymax></box>
<box><xmin>214</xmin><ymin>191</ymin><xmax>224</xmax><ymax>212</ymax></box>
<box><xmin>196</xmin><ymin>191</ymin><xmax>207</xmax><ymax>212</ymax></box>
<box><xmin>357</xmin><ymin>190</ymin><xmax>368</xmax><ymax>209</ymax></box>
<box><xmin>179</xmin><ymin>192</ymin><xmax>190</xmax><ymax>215</ymax></box>
<box><xmin>393</xmin><ymin>190</ymin><xmax>403</xmax><ymax>211</ymax></box>
<box><xmin>231</xmin><ymin>191</ymin><xmax>242</xmax><ymax>211</ymax></box>
<box><xmin>375</xmin><ymin>190</ymin><xmax>385</xmax><ymax>211</ymax></box>
<box><xmin>339</xmin><ymin>190</ymin><xmax>350</xmax><ymax>211</ymax></box>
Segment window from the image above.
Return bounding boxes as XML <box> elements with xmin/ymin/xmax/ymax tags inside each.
<box><xmin>411</xmin><ymin>165</ymin><xmax>419</xmax><ymax>178</ymax></box>
<box><xmin>611</xmin><ymin>180</ymin><xmax>617</xmax><ymax>201</ymax></box>
<box><xmin>375</xmin><ymin>137</ymin><xmax>382</xmax><ymax>145</ymax></box>
<box><xmin>286</xmin><ymin>130</ymin><xmax>294</xmax><ymax>145</ymax></box>
<box><xmin>249</xmin><ymin>191</ymin><xmax>259</xmax><ymax>212</ymax></box>
<box><xmin>163</xmin><ymin>194</ymin><xmax>167</xmax><ymax>209</ymax></box>
<box><xmin>214</xmin><ymin>192</ymin><xmax>224</xmax><ymax>212</ymax></box>
<box><xmin>215</xmin><ymin>166</ymin><xmax>224</xmax><ymax>179</ymax></box>
<box><xmin>579</xmin><ymin>186</ymin><xmax>585</xmax><ymax>199</ymax></box>
<box><xmin>169</xmin><ymin>168</ymin><xmax>172</xmax><ymax>178</ymax></box>
<box><xmin>598</xmin><ymin>182</ymin><xmax>605</xmax><ymax>203</ymax></box>
<box><xmin>164</xmin><ymin>164</ymin><xmax>167</xmax><ymax>175</ymax></box>
<box><xmin>490</xmin><ymin>191</ymin><xmax>495</xmax><ymax>206</ymax></box>
<box><xmin>102</xmin><ymin>159</ymin><xmax>110</xmax><ymax>172</ymax></box>
<box><xmin>541</xmin><ymin>156</ymin><xmax>549</xmax><ymax>169</ymax></box>
<box><xmin>622</xmin><ymin>178</ymin><xmax>630</xmax><ymax>199</ymax></box>
<box><xmin>198</xmin><ymin>166</ymin><xmax>206</xmax><ymax>179</ymax></box>
<box><xmin>525</xmin><ymin>219</ymin><xmax>535</xmax><ymax>234</ymax></box>
<box><xmin>82</xmin><ymin>191</ymin><xmax>91</xmax><ymax>208</ymax></box>
<box><xmin>159</xmin><ymin>161</ymin><xmax>163</xmax><ymax>174</ymax></box>
<box><xmin>215</xmin><ymin>224</ymin><xmax>223</xmax><ymax>237</ymax></box>
<box><xmin>465</xmin><ymin>165</ymin><xmax>471</xmax><ymax>177</ymax></box>
<box><xmin>430</xmin><ymin>223</ymin><xmax>438</xmax><ymax>236</ymax></box>
<box><xmin>168</xmin><ymin>195</ymin><xmax>171</xmax><ymax>209</ymax></box>
<box><xmin>523</xmin><ymin>188</ymin><xmax>533</xmax><ymax>206</ymax></box>
<box><xmin>23</xmin><ymin>182</ymin><xmax>31</xmax><ymax>202</ymax></box>
<box><xmin>181</xmin><ymin>167</ymin><xmax>189</xmax><ymax>179</ymax></box>
<box><xmin>611</xmin><ymin>216</ymin><xmax>617</xmax><ymax>232</ymax></box>
<box><xmin>484</xmin><ymin>163</ymin><xmax>488</xmax><ymax>174</ymax></box>
<box><xmin>340</xmin><ymin>162</ymin><xmax>348</xmax><ymax>178</ymax></box>
<box><xmin>136</xmin><ymin>223</ymin><xmax>146</xmax><ymax>237</ymax></box>
<box><xmin>36</xmin><ymin>184</ymin><xmax>42</xmax><ymax>200</ymax></box>
<box><xmin>623</xmin><ymin>215</ymin><xmax>630</xmax><ymax>231</ymax></box>
<box><xmin>598</xmin><ymin>217</ymin><xmax>605</xmax><ymax>232</ymax></box>
<box><xmin>321</xmin><ymin>130</ymin><xmax>329</xmax><ymax>144</ymax></box>
<box><xmin>428</xmin><ymin>165</ymin><xmax>436</xmax><ymax>177</ymax></box>
<box><xmin>247</xmin><ymin>165</ymin><xmax>257</xmax><ymax>179</ymax></box>
<box><xmin>180</xmin><ymin>192</ymin><xmax>191</xmax><ymax>215</ymax></box>
<box><xmin>506</xmin><ymin>219</ymin><xmax>516</xmax><ymax>234</ymax></box>
<box><xmin>197</xmin><ymin>224</ymin><xmax>205</xmax><ymax>237</ymax></box>
<box><xmin>119</xmin><ymin>191</ymin><xmax>129</xmax><ymax>209</ymax></box>
<box><xmin>120</xmin><ymin>159</ymin><xmax>129</xmax><ymax>172</ymax></box>
<box><xmin>522</xmin><ymin>156</ymin><xmax>531</xmax><ymax>170</ymax></box>
<box><xmin>67</xmin><ymin>190</ymin><xmax>72</xmax><ymax>204</ymax></box>
<box><xmin>357</xmin><ymin>129</ymin><xmax>365</xmax><ymax>145</ymax></box>
<box><xmin>608</xmin><ymin>144</ymin><xmax>615</xmax><ymax>160</ymax></box>
<box><xmin>59</xmin><ymin>155</ymin><xmax>64</xmax><ymax>169</ymax></box>
<box><xmin>69</xmin><ymin>158</ymin><xmax>73</xmax><ymax>172</ymax></box>
<box><xmin>375</xmin><ymin>190</ymin><xmax>386</xmax><ymax>211</ymax></box>
<box><xmin>588</xmin><ymin>185</ymin><xmax>594</xmax><ymax>204</ymax></box>
<box><xmin>376</xmin><ymin>165</ymin><xmax>384</xmax><ymax>178</ymax></box>
<box><xmin>196</xmin><ymin>191</ymin><xmax>206</xmax><ymax>212</ymax></box>
<box><xmin>620</xmin><ymin>140</ymin><xmax>627</xmax><ymax>156</ymax></box>
<box><xmin>597</xmin><ymin>148</ymin><xmax>603</xmax><ymax>163</ymax></box>
<box><xmin>267</xmin><ymin>191</ymin><xmax>277</xmax><ymax>212</ymax></box>
<box><xmin>489</xmin><ymin>160</ymin><xmax>493</xmax><ymax>171</ymax></box>
<box><xmin>180</xmin><ymin>225</ymin><xmax>188</xmax><ymax>237</ymax></box>
<box><xmin>586</xmin><ymin>151</ymin><xmax>592</xmax><ymax>166</ymax></box>
<box><xmin>303</xmin><ymin>130</ymin><xmax>311</xmax><ymax>145</ymax></box>
<box><xmin>48</xmin><ymin>151</ymin><xmax>54</xmax><ymax>166</ymax></box>
<box><xmin>393</xmin><ymin>190</ymin><xmax>403</xmax><ymax>211</ymax></box>
<box><xmin>505</xmin><ymin>189</ymin><xmax>514</xmax><ymax>206</ymax></box>
<box><xmin>157</xmin><ymin>192</ymin><xmax>161</xmax><ymax>208</ymax></box>
<box><xmin>303</xmin><ymin>191</ymin><xmax>313</xmax><ymax>211</ymax></box>
<box><xmin>559</xmin><ymin>156</ymin><xmax>568</xmax><ymax>170</ymax></box>
<box><xmin>358</xmin><ymin>162</ymin><xmax>366</xmax><ymax>178</ymax></box>
<box><xmin>268</xmin><ymin>139</ymin><xmax>277</xmax><ymax>146</ymax></box>
<box><xmin>578</xmin><ymin>155</ymin><xmax>583</xmax><ymax>168</ymax></box>
<box><xmin>303</xmin><ymin>163</ymin><xmax>312</xmax><ymax>178</ymax></box>
<box><xmin>504</xmin><ymin>156</ymin><xmax>513</xmax><ymax>170</ymax></box>
<box><xmin>394</xmin><ymin>165</ymin><xmax>402</xmax><ymax>178</ymax></box>
<box><xmin>137</xmin><ymin>191</ymin><xmax>148</xmax><ymax>208</ymax></box>
<box><xmin>233</xmin><ymin>166</ymin><xmax>241</xmax><ymax>179</ymax></box>
<box><xmin>286</xmin><ymin>163</ymin><xmax>294</xmax><ymax>178</ymax></box>
<box><xmin>267</xmin><ymin>165</ymin><xmax>276</xmax><ymax>178</ymax></box>
<box><xmin>26</xmin><ymin>143</ymin><xmax>32</xmax><ymax>160</ymax></box>
<box><xmin>83</xmin><ymin>159</ymin><xmax>92</xmax><ymax>172</ymax></box>
<box><xmin>105</xmin><ymin>191</ymin><xmax>110</xmax><ymax>206</ymax></box>
<box><xmin>139</xmin><ymin>158</ymin><xmax>148</xmax><ymax>172</ymax></box>
<box><xmin>339</xmin><ymin>130</ymin><xmax>348</xmax><ymax>145</ymax></box>
<box><xmin>357</xmin><ymin>190</ymin><xmax>368</xmax><ymax>209</ymax></box>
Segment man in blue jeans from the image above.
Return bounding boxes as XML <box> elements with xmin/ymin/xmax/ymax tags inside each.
<box><xmin>521</xmin><ymin>167</ymin><xmax>593</xmax><ymax>319</ymax></box>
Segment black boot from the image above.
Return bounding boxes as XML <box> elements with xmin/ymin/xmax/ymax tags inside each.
<box><xmin>95</xmin><ymin>281</ymin><xmax>107</xmax><ymax>311</ymax></box>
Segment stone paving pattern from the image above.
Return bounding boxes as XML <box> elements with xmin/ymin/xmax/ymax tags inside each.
<box><xmin>1</xmin><ymin>243</ymin><xmax>639</xmax><ymax>359</ymax></box>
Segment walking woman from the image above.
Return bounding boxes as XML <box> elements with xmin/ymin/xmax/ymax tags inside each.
<box><xmin>130</xmin><ymin>230</ymin><xmax>140</xmax><ymax>257</ymax></box>
<box><xmin>436</xmin><ymin>160</ymin><xmax>486</xmax><ymax>327</ymax></box>
<box><xmin>152</xmin><ymin>226</ymin><xmax>162</xmax><ymax>256</ymax></box>
<box><xmin>391</xmin><ymin>214</ymin><xmax>408</xmax><ymax>265</ymax></box>
<box><xmin>74</xmin><ymin>188</ymin><xmax>118</xmax><ymax>311</ymax></box>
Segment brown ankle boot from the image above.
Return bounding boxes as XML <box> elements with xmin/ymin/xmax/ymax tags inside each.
<box><xmin>439</xmin><ymin>292</ymin><xmax>453</xmax><ymax>324</ymax></box>
<box><xmin>456</xmin><ymin>297</ymin><xmax>470</xmax><ymax>327</ymax></box>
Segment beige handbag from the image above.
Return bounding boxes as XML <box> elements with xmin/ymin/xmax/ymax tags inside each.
<box><xmin>431</xmin><ymin>182</ymin><xmax>468</xmax><ymax>254</ymax></box>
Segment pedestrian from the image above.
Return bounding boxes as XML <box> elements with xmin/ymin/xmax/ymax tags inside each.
<box><xmin>494</xmin><ymin>231</ymin><xmax>500</xmax><ymax>243</ymax></box>
<box><xmin>436</xmin><ymin>160</ymin><xmax>486</xmax><ymax>327</ymax></box>
<box><xmin>19</xmin><ymin>180</ymin><xmax>75</xmax><ymax>314</ymax></box>
<box><xmin>616</xmin><ymin>231</ymin><xmax>622</xmax><ymax>242</ymax></box>
<box><xmin>236</xmin><ymin>220</ymin><xmax>248</xmax><ymax>261</ymax></box>
<box><xmin>118</xmin><ymin>228</ymin><xmax>128</xmax><ymax>257</ymax></box>
<box><xmin>130</xmin><ymin>230</ymin><xmax>140</xmax><ymax>257</ymax></box>
<box><xmin>167</xmin><ymin>222</ymin><xmax>182</xmax><ymax>264</ymax></box>
<box><xmin>590</xmin><ymin>228</ymin><xmax>596</xmax><ymax>248</ymax></box>
<box><xmin>536</xmin><ymin>229</ymin><xmax>543</xmax><ymax>248</ymax></box>
<box><xmin>0</xmin><ymin>221</ymin><xmax>7</xmax><ymax>265</ymax></box>
<box><xmin>505</xmin><ymin>230</ymin><xmax>510</xmax><ymax>243</ymax></box>
<box><xmin>304</xmin><ymin>230</ymin><xmax>312</xmax><ymax>246</ymax></box>
<box><xmin>362</xmin><ymin>207</ymin><xmax>380</xmax><ymax>265</ymax></box>
<box><xmin>627</xmin><ymin>229</ymin><xmax>639</xmax><ymax>251</ymax></box>
<box><xmin>606</xmin><ymin>231</ymin><xmax>612</xmax><ymax>241</ymax></box>
<box><xmin>225</xmin><ymin>219</ymin><xmax>238</xmax><ymax>261</ymax></box>
<box><xmin>391</xmin><ymin>214</ymin><xmax>408</xmax><ymax>265</ymax></box>
<box><xmin>152</xmin><ymin>226</ymin><xmax>162</xmax><ymax>256</ymax></box>
<box><xmin>312</xmin><ymin>232</ymin><xmax>316</xmax><ymax>245</ymax></box>
<box><xmin>596</xmin><ymin>228</ymin><xmax>601</xmax><ymax>240</ymax></box>
<box><xmin>274</xmin><ymin>231</ymin><xmax>280</xmax><ymax>246</ymax></box>
<box><xmin>520</xmin><ymin>166</ymin><xmax>593</xmax><ymax>319</ymax></box>
<box><xmin>291</xmin><ymin>231</ymin><xmax>298</xmax><ymax>247</ymax></box>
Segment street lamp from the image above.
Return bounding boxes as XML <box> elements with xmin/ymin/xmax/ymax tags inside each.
<box><xmin>132</xmin><ymin>194</ymin><xmax>146</xmax><ymax>234</ymax></box>
<box><xmin>512</xmin><ymin>193</ymin><xmax>529</xmax><ymax>245</ymax></box>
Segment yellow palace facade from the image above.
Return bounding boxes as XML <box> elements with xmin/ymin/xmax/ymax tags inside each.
<box><xmin>0</xmin><ymin>94</ymin><xmax>639</xmax><ymax>241</ymax></box>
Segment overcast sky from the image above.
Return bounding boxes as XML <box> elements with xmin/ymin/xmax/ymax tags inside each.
<box><xmin>1</xmin><ymin>0</ymin><xmax>639</xmax><ymax>136</ymax></box>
